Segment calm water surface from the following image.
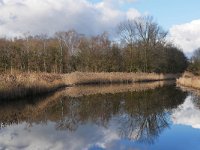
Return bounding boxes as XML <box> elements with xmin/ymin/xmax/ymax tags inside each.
<box><xmin>0</xmin><ymin>84</ymin><xmax>200</xmax><ymax>150</ymax></box>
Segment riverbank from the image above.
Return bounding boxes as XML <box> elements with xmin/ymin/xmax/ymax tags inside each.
<box><xmin>0</xmin><ymin>72</ymin><xmax>178</xmax><ymax>100</ymax></box>
<box><xmin>64</xmin><ymin>72</ymin><xmax>177</xmax><ymax>85</ymax></box>
<box><xmin>177</xmin><ymin>72</ymin><xmax>200</xmax><ymax>90</ymax></box>
<box><xmin>0</xmin><ymin>72</ymin><xmax>66</xmax><ymax>100</ymax></box>
<box><xmin>64</xmin><ymin>81</ymin><xmax>174</xmax><ymax>97</ymax></box>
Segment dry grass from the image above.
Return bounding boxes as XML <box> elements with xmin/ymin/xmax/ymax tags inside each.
<box><xmin>64</xmin><ymin>72</ymin><xmax>178</xmax><ymax>85</ymax></box>
<box><xmin>0</xmin><ymin>72</ymin><xmax>66</xmax><ymax>100</ymax></box>
<box><xmin>0</xmin><ymin>71</ymin><xmax>178</xmax><ymax>100</ymax></box>
<box><xmin>64</xmin><ymin>81</ymin><xmax>174</xmax><ymax>97</ymax></box>
<box><xmin>177</xmin><ymin>72</ymin><xmax>200</xmax><ymax>90</ymax></box>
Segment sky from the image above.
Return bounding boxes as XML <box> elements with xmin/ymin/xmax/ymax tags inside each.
<box><xmin>0</xmin><ymin>0</ymin><xmax>200</xmax><ymax>55</ymax></box>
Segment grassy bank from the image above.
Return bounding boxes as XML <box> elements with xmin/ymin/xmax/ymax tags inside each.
<box><xmin>0</xmin><ymin>72</ymin><xmax>66</xmax><ymax>100</ymax></box>
<box><xmin>0</xmin><ymin>71</ymin><xmax>178</xmax><ymax>100</ymax></box>
<box><xmin>177</xmin><ymin>72</ymin><xmax>200</xmax><ymax>90</ymax></box>
<box><xmin>64</xmin><ymin>81</ymin><xmax>174</xmax><ymax>97</ymax></box>
<box><xmin>64</xmin><ymin>72</ymin><xmax>178</xmax><ymax>85</ymax></box>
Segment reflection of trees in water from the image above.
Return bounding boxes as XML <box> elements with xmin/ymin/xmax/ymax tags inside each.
<box><xmin>44</xmin><ymin>85</ymin><xmax>186</xmax><ymax>143</ymax></box>
<box><xmin>177</xmin><ymin>87</ymin><xmax>200</xmax><ymax>109</ymax></box>
<box><xmin>118</xmin><ymin>111</ymin><xmax>169</xmax><ymax>144</ymax></box>
<box><xmin>0</xmin><ymin>85</ymin><xmax>187</xmax><ymax>143</ymax></box>
<box><xmin>55</xmin><ymin>95</ymin><xmax>119</xmax><ymax>131</ymax></box>
<box><xmin>115</xmin><ymin>86</ymin><xmax>187</xmax><ymax>144</ymax></box>
<box><xmin>56</xmin><ymin>99</ymin><xmax>82</xmax><ymax>131</ymax></box>
<box><xmin>191</xmin><ymin>93</ymin><xmax>200</xmax><ymax>109</ymax></box>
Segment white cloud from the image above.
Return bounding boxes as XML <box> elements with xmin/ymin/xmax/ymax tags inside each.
<box><xmin>126</xmin><ymin>8</ymin><xmax>141</xmax><ymax>20</ymax></box>
<box><xmin>0</xmin><ymin>122</ymin><xmax>120</xmax><ymax>150</ymax></box>
<box><xmin>172</xmin><ymin>96</ymin><xmax>200</xmax><ymax>129</ymax></box>
<box><xmin>169</xmin><ymin>19</ymin><xmax>200</xmax><ymax>54</ymax></box>
<box><xmin>0</xmin><ymin>0</ymin><xmax>141</xmax><ymax>37</ymax></box>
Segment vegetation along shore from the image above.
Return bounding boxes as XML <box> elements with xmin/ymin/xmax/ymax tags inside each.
<box><xmin>177</xmin><ymin>48</ymin><xmax>200</xmax><ymax>90</ymax></box>
<box><xmin>0</xmin><ymin>72</ymin><xmax>178</xmax><ymax>100</ymax></box>
<box><xmin>177</xmin><ymin>72</ymin><xmax>200</xmax><ymax>90</ymax></box>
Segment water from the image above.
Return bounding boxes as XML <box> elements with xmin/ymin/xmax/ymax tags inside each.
<box><xmin>0</xmin><ymin>83</ymin><xmax>200</xmax><ymax>150</ymax></box>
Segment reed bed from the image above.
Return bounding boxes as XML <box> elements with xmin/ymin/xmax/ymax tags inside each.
<box><xmin>64</xmin><ymin>81</ymin><xmax>174</xmax><ymax>97</ymax></box>
<box><xmin>64</xmin><ymin>72</ymin><xmax>177</xmax><ymax>85</ymax></box>
<box><xmin>177</xmin><ymin>72</ymin><xmax>200</xmax><ymax>90</ymax></box>
<box><xmin>0</xmin><ymin>72</ymin><xmax>66</xmax><ymax>100</ymax></box>
<box><xmin>0</xmin><ymin>71</ymin><xmax>178</xmax><ymax>100</ymax></box>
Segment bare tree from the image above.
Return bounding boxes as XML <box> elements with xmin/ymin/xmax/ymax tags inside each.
<box><xmin>55</xmin><ymin>30</ymin><xmax>81</xmax><ymax>72</ymax></box>
<box><xmin>37</xmin><ymin>34</ymin><xmax>48</xmax><ymax>72</ymax></box>
<box><xmin>118</xmin><ymin>16</ymin><xmax>168</xmax><ymax>72</ymax></box>
<box><xmin>118</xmin><ymin>20</ymin><xmax>136</xmax><ymax>48</ymax></box>
<box><xmin>23</xmin><ymin>33</ymin><xmax>32</xmax><ymax>73</ymax></box>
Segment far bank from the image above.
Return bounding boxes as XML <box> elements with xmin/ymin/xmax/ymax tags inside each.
<box><xmin>177</xmin><ymin>72</ymin><xmax>200</xmax><ymax>90</ymax></box>
<box><xmin>0</xmin><ymin>72</ymin><xmax>179</xmax><ymax>100</ymax></box>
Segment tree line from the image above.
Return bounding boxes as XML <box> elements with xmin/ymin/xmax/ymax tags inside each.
<box><xmin>188</xmin><ymin>48</ymin><xmax>200</xmax><ymax>75</ymax></box>
<box><xmin>0</xmin><ymin>16</ymin><xmax>188</xmax><ymax>74</ymax></box>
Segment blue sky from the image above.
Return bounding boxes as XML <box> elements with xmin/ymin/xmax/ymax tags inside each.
<box><xmin>91</xmin><ymin>0</ymin><xmax>200</xmax><ymax>29</ymax></box>
<box><xmin>0</xmin><ymin>0</ymin><xmax>200</xmax><ymax>54</ymax></box>
<box><xmin>133</xmin><ymin>0</ymin><xmax>200</xmax><ymax>29</ymax></box>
